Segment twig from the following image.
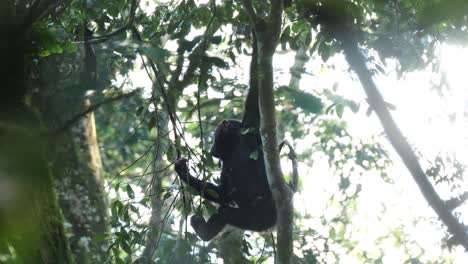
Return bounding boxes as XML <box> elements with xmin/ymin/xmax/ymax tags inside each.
<box><xmin>271</xmin><ymin>232</ymin><xmax>277</xmax><ymax>263</ymax></box>
<box><xmin>85</xmin><ymin>0</ymin><xmax>139</xmax><ymax>44</ymax></box>
<box><xmin>19</xmin><ymin>0</ymin><xmax>68</xmax><ymax>34</ymax></box>
<box><xmin>196</xmin><ymin>0</ymin><xmax>217</xmax><ymax>184</ymax></box>
<box><xmin>240</xmin><ymin>0</ymin><xmax>259</xmax><ymax>25</ymax></box>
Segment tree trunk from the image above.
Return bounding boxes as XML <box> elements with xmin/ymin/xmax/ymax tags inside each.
<box><xmin>216</xmin><ymin>230</ymin><xmax>250</xmax><ymax>264</ymax></box>
<box><xmin>39</xmin><ymin>96</ymin><xmax>109</xmax><ymax>263</ymax></box>
<box><xmin>142</xmin><ymin>109</ymin><xmax>170</xmax><ymax>261</ymax></box>
<box><xmin>35</xmin><ymin>46</ymin><xmax>109</xmax><ymax>262</ymax></box>
<box><xmin>340</xmin><ymin>35</ymin><xmax>468</xmax><ymax>251</ymax></box>
<box><xmin>241</xmin><ymin>1</ymin><xmax>294</xmax><ymax>263</ymax></box>
<box><xmin>0</xmin><ymin>123</ymin><xmax>75</xmax><ymax>264</ymax></box>
<box><xmin>257</xmin><ymin>41</ymin><xmax>294</xmax><ymax>264</ymax></box>
<box><xmin>0</xmin><ymin>4</ymin><xmax>74</xmax><ymax>261</ymax></box>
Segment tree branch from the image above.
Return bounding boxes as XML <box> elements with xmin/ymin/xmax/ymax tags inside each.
<box><xmin>240</xmin><ymin>1</ymin><xmax>293</xmax><ymax>263</ymax></box>
<box><xmin>340</xmin><ymin>34</ymin><xmax>468</xmax><ymax>250</ymax></box>
<box><xmin>270</xmin><ymin>0</ymin><xmax>283</xmax><ymax>37</ymax></box>
<box><xmin>240</xmin><ymin>0</ymin><xmax>259</xmax><ymax>26</ymax></box>
<box><xmin>85</xmin><ymin>0</ymin><xmax>138</xmax><ymax>44</ymax></box>
<box><xmin>446</xmin><ymin>192</ymin><xmax>468</xmax><ymax>211</ymax></box>
<box><xmin>19</xmin><ymin>0</ymin><xmax>67</xmax><ymax>34</ymax></box>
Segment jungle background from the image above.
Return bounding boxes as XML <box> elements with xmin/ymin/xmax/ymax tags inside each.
<box><xmin>1</xmin><ymin>0</ymin><xmax>468</xmax><ymax>263</ymax></box>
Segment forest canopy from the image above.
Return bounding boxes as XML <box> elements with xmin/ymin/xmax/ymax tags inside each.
<box><xmin>1</xmin><ymin>0</ymin><xmax>468</xmax><ymax>263</ymax></box>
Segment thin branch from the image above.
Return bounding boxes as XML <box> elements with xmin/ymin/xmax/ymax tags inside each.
<box><xmin>240</xmin><ymin>0</ymin><xmax>259</xmax><ymax>27</ymax></box>
<box><xmin>52</xmin><ymin>89</ymin><xmax>139</xmax><ymax>135</ymax></box>
<box><xmin>132</xmin><ymin>27</ymin><xmax>181</xmax><ymax>158</ymax></box>
<box><xmin>169</xmin><ymin>42</ymin><xmax>187</xmax><ymax>88</ymax></box>
<box><xmin>85</xmin><ymin>0</ymin><xmax>138</xmax><ymax>44</ymax></box>
<box><xmin>178</xmin><ymin>45</ymin><xmax>207</xmax><ymax>88</ymax></box>
<box><xmin>195</xmin><ymin>0</ymin><xmax>217</xmax><ymax>183</ymax></box>
<box><xmin>446</xmin><ymin>192</ymin><xmax>468</xmax><ymax>211</ymax></box>
<box><xmin>19</xmin><ymin>0</ymin><xmax>67</xmax><ymax>34</ymax></box>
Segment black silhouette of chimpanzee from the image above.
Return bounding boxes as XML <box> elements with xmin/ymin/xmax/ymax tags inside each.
<box><xmin>174</xmin><ymin>119</ymin><xmax>276</xmax><ymax>241</ymax></box>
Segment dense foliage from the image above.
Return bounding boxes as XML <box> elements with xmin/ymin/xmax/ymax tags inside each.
<box><xmin>1</xmin><ymin>0</ymin><xmax>467</xmax><ymax>263</ymax></box>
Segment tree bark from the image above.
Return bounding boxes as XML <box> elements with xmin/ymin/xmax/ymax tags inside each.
<box><xmin>0</xmin><ymin>123</ymin><xmax>76</xmax><ymax>264</ymax></box>
<box><xmin>34</xmin><ymin>38</ymin><xmax>109</xmax><ymax>262</ymax></box>
<box><xmin>0</xmin><ymin>3</ymin><xmax>74</xmax><ymax>261</ymax></box>
<box><xmin>216</xmin><ymin>230</ymin><xmax>250</xmax><ymax>264</ymax></box>
<box><xmin>257</xmin><ymin>43</ymin><xmax>294</xmax><ymax>264</ymax></box>
<box><xmin>241</xmin><ymin>1</ymin><xmax>294</xmax><ymax>263</ymax></box>
<box><xmin>142</xmin><ymin>109</ymin><xmax>170</xmax><ymax>261</ymax></box>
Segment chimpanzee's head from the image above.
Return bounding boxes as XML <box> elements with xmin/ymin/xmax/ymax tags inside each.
<box><xmin>210</xmin><ymin>120</ymin><xmax>242</xmax><ymax>160</ymax></box>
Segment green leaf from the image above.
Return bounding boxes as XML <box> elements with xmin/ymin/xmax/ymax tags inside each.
<box><xmin>136</xmin><ymin>106</ymin><xmax>144</xmax><ymax>116</ymax></box>
<box><xmin>336</xmin><ymin>104</ymin><xmax>344</xmax><ymax>118</ymax></box>
<box><xmin>63</xmin><ymin>43</ymin><xmax>78</xmax><ymax>53</ymax></box>
<box><xmin>50</xmin><ymin>45</ymin><xmax>63</xmax><ymax>54</ymax></box>
<box><xmin>39</xmin><ymin>50</ymin><xmax>51</xmax><ymax>57</ymax></box>
<box><xmin>120</xmin><ymin>241</ymin><xmax>132</xmax><ymax>255</ymax></box>
<box><xmin>318</xmin><ymin>41</ymin><xmax>331</xmax><ymax>62</ymax></box>
<box><xmin>141</xmin><ymin>45</ymin><xmax>170</xmax><ymax>62</ymax></box>
<box><xmin>249</xmin><ymin>149</ymin><xmax>259</xmax><ymax>160</ymax></box>
<box><xmin>330</xmin><ymin>227</ymin><xmax>336</xmax><ymax>239</ymax></box>
<box><xmin>419</xmin><ymin>0</ymin><xmax>468</xmax><ymax>28</ymax></box>
<box><xmin>205</xmin><ymin>188</ymin><xmax>219</xmax><ymax>199</ymax></box>
<box><xmin>205</xmin><ymin>56</ymin><xmax>228</xmax><ymax>69</ymax></box>
<box><xmin>148</xmin><ymin>116</ymin><xmax>156</xmax><ymax>131</ymax></box>
<box><xmin>94</xmin><ymin>233</ymin><xmax>107</xmax><ymax>243</ymax></box>
<box><xmin>130</xmin><ymin>204</ymin><xmax>139</xmax><ymax>215</ymax></box>
<box><xmin>166</xmin><ymin>145</ymin><xmax>174</xmax><ymax>161</ymax></box>
<box><xmin>305</xmin><ymin>30</ymin><xmax>312</xmax><ymax>46</ymax></box>
<box><xmin>228</xmin><ymin>49</ymin><xmax>236</xmax><ymax>63</ymax></box>
<box><xmin>211</xmin><ymin>35</ymin><xmax>223</xmax><ymax>45</ymax></box>
<box><xmin>184</xmin><ymin>185</ymin><xmax>199</xmax><ymax>195</ymax></box>
<box><xmin>126</xmin><ymin>184</ymin><xmax>135</xmax><ymax>199</ymax></box>
<box><xmin>108</xmin><ymin>6</ymin><xmax>120</xmax><ymax>17</ymax></box>
<box><xmin>280</xmin><ymin>25</ymin><xmax>291</xmax><ymax>44</ymax></box>
<box><xmin>163</xmin><ymin>192</ymin><xmax>172</xmax><ymax>200</ymax></box>
<box><xmin>280</xmin><ymin>86</ymin><xmax>323</xmax><ymax>114</ymax></box>
<box><xmin>310</xmin><ymin>32</ymin><xmax>323</xmax><ymax>55</ymax></box>
<box><xmin>123</xmin><ymin>207</ymin><xmax>130</xmax><ymax>224</ymax></box>
<box><xmin>203</xmin><ymin>200</ymin><xmax>217</xmax><ymax>216</ymax></box>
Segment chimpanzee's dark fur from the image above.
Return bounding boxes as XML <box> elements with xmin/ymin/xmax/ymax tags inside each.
<box><xmin>174</xmin><ymin>119</ymin><xmax>276</xmax><ymax>241</ymax></box>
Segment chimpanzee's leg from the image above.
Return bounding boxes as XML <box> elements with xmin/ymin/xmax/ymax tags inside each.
<box><xmin>191</xmin><ymin>202</ymin><xmax>276</xmax><ymax>241</ymax></box>
<box><xmin>219</xmin><ymin>202</ymin><xmax>277</xmax><ymax>231</ymax></box>
<box><xmin>190</xmin><ymin>213</ymin><xmax>227</xmax><ymax>241</ymax></box>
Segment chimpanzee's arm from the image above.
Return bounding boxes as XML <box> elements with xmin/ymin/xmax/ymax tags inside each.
<box><xmin>174</xmin><ymin>158</ymin><xmax>224</xmax><ymax>204</ymax></box>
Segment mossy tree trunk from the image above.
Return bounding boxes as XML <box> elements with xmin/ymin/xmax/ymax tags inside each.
<box><xmin>35</xmin><ymin>45</ymin><xmax>110</xmax><ymax>262</ymax></box>
<box><xmin>0</xmin><ymin>2</ymin><xmax>74</xmax><ymax>262</ymax></box>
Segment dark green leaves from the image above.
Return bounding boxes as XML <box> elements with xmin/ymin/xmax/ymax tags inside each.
<box><xmin>418</xmin><ymin>0</ymin><xmax>468</xmax><ymax>29</ymax></box>
<box><xmin>249</xmin><ymin>149</ymin><xmax>259</xmax><ymax>160</ymax></box>
<box><xmin>140</xmin><ymin>45</ymin><xmax>170</xmax><ymax>62</ymax></box>
<box><xmin>126</xmin><ymin>184</ymin><xmax>135</xmax><ymax>199</ymax></box>
<box><xmin>279</xmin><ymin>86</ymin><xmax>323</xmax><ymax>114</ymax></box>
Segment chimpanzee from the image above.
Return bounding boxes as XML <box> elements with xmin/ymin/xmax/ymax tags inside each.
<box><xmin>174</xmin><ymin>119</ymin><xmax>277</xmax><ymax>241</ymax></box>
